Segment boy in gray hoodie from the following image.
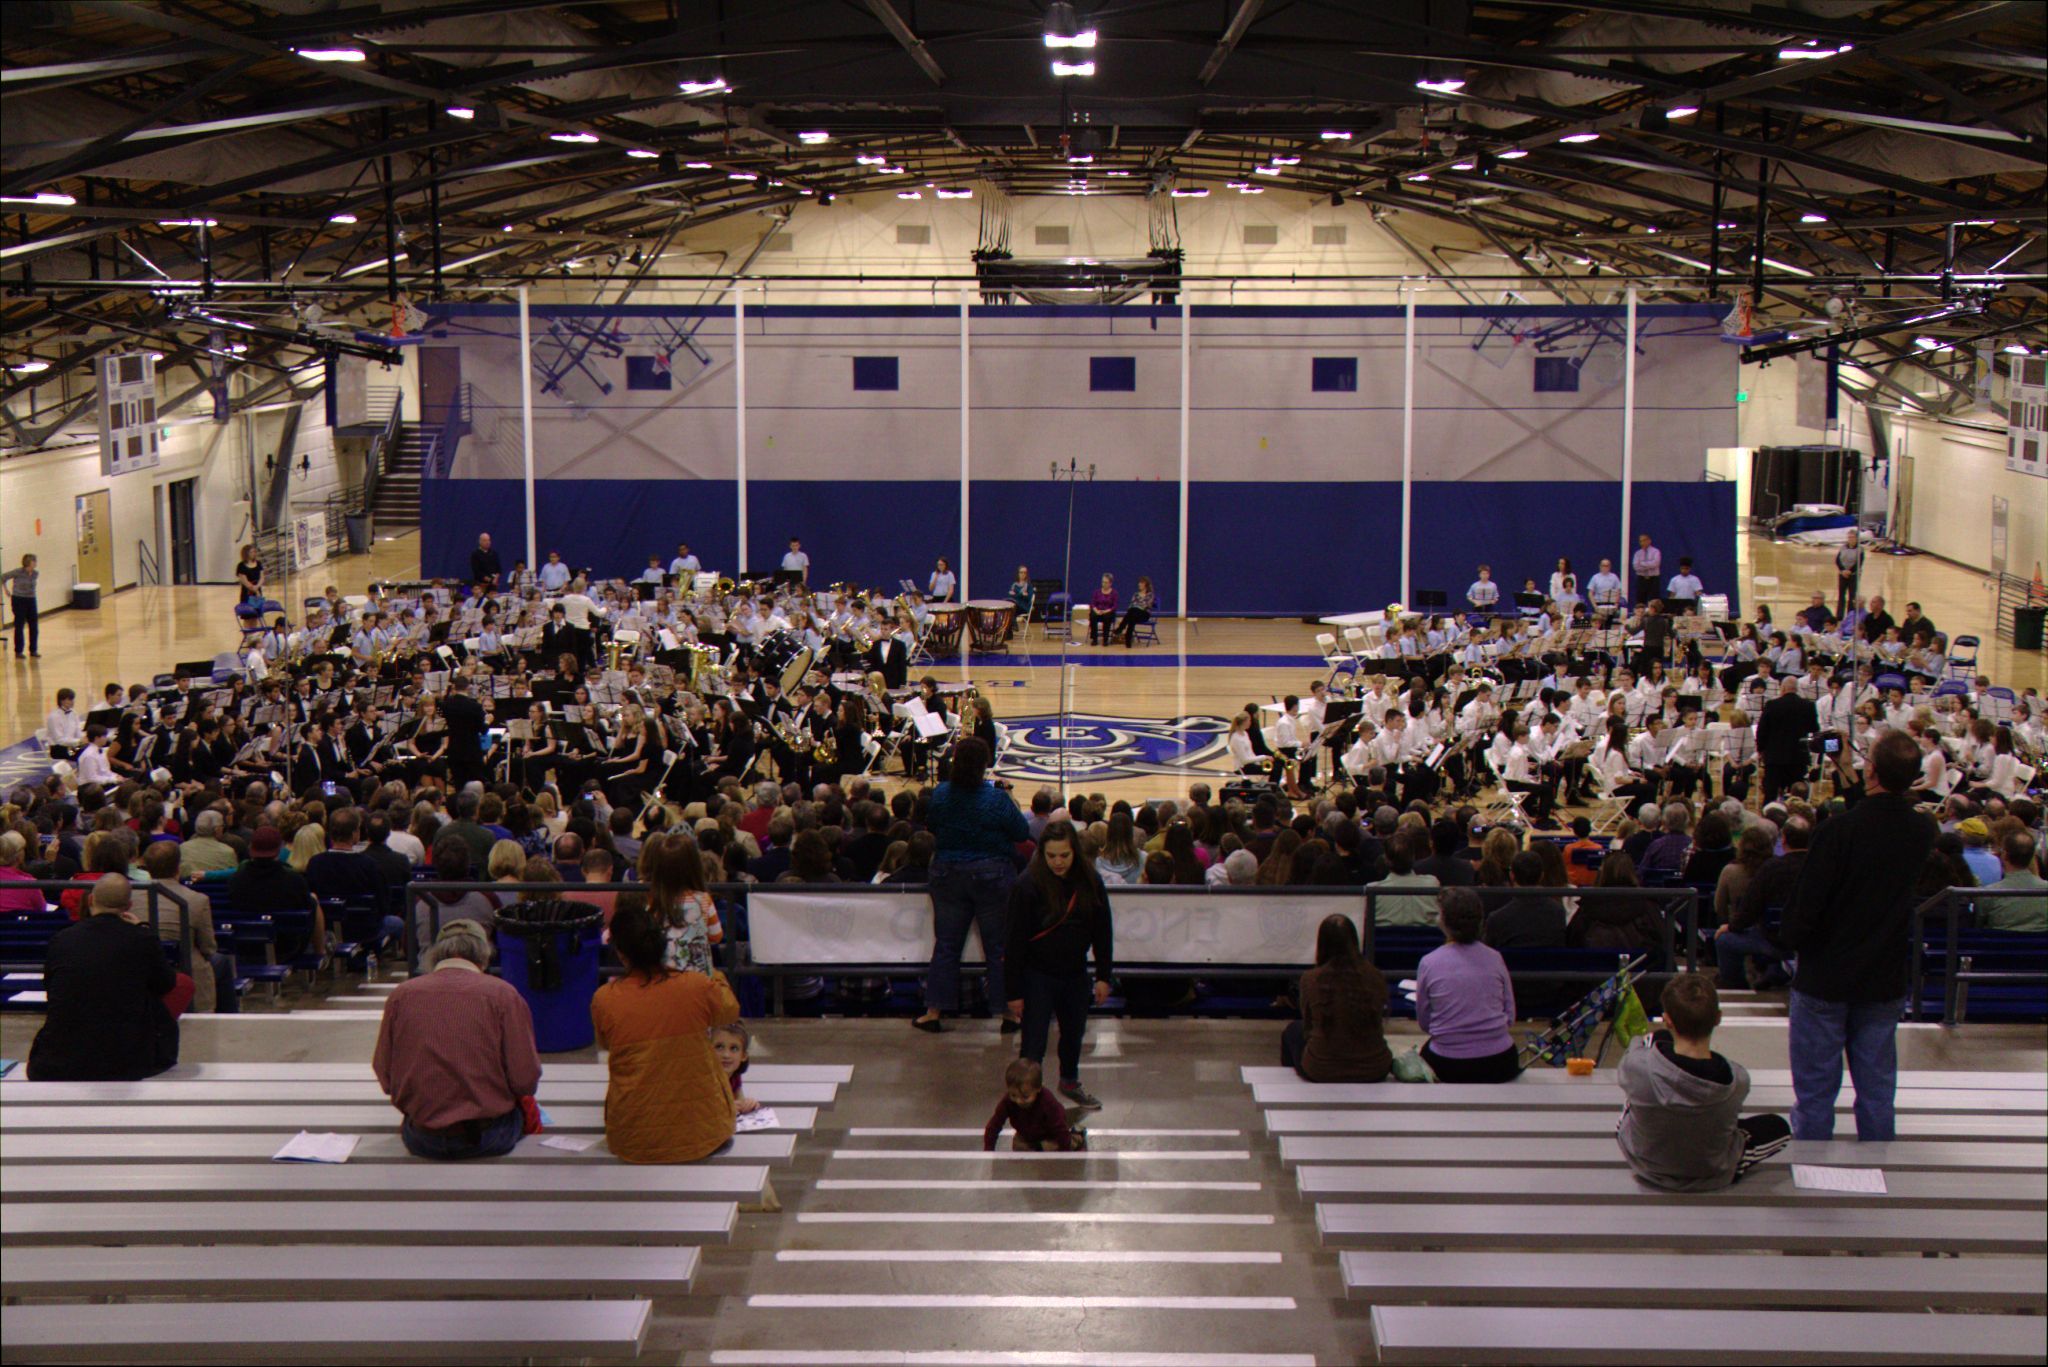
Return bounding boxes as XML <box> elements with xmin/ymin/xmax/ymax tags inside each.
<box><xmin>1616</xmin><ymin>972</ymin><xmax>1791</xmax><ymax>1191</ymax></box>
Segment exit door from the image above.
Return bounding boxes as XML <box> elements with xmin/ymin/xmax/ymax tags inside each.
<box><xmin>168</xmin><ymin>478</ymin><xmax>199</xmax><ymax>584</ymax></box>
<box><xmin>74</xmin><ymin>490</ymin><xmax>113</xmax><ymax>589</ymax></box>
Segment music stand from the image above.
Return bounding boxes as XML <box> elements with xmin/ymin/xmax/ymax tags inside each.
<box><xmin>1514</xmin><ymin>591</ymin><xmax>1546</xmax><ymax>611</ymax></box>
<box><xmin>1414</xmin><ymin>590</ymin><xmax>1449</xmax><ymax>611</ymax></box>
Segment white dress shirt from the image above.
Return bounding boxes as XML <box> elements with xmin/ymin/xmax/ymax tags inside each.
<box><xmin>45</xmin><ymin>706</ymin><xmax>85</xmax><ymax>747</ymax></box>
<box><xmin>77</xmin><ymin>743</ymin><xmax>115</xmax><ymax>785</ymax></box>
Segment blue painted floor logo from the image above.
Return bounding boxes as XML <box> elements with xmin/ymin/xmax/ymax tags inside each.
<box><xmin>992</xmin><ymin>713</ymin><xmax>1235</xmax><ymax>784</ymax></box>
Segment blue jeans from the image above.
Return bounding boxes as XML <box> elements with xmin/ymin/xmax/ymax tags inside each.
<box><xmin>1788</xmin><ymin>991</ymin><xmax>1904</xmax><ymax>1141</ymax></box>
<box><xmin>1713</xmin><ymin>928</ymin><xmax>1786</xmax><ymax>985</ymax></box>
<box><xmin>400</xmin><ymin>1107</ymin><xmax>524</xmax><ymax>1159</ymax></box>
<box><xmin>925</xmin><ymin>858</ymin><xmax>1012</xmax><ymax>1012</ymax></box>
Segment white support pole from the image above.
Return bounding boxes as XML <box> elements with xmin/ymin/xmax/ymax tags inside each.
<box><xmin>1400</xmin><ymin>284</ymin><xmax>1415</xmax><ymax>606</ymax></box>
<box><xmin>1178</xmin><ymin>292</ymin><xmax>1192</xmax><ymax>620</ymax></box>
<box><xmin>959</xmin><ymin>289</ymin><xmax>971</xmax><ymax>599</ymax></box>
<box><xmin>517</xmin><ymin>285</ymin><xmax>536</xmax><ymax>569</ymax></box>
<box><xmin>1620</xmin><ymin>285</ymin><xmax>1638</xmax><ymax>579</ymax></box>
<box><xmin>734</xmin><ymin>285</ymin><xmax>748</xmax><ymax>574</ymax></box>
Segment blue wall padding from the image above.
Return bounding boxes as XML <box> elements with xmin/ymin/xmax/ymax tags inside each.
<box><xmin>1189</xmin><ymin>482</ymin><xmax>1402</xmax><ymax>616</ymax></box>
<box><xmin>967</xmin><ymin>480</ymin><xmax>1180</xmax><ymax>608</ymax></box>
<box><xmin>424</xmin><ymin>477</ymin><xmax>1737</xmax><ymax>619</ymax></box>
<box><xmin>747</xmin><ymin>480</ymin><xmax>959</xmax><ymax>589</ymax></box>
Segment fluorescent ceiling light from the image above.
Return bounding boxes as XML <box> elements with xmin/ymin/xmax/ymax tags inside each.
<box><xmin>2004</xmin><ymin>343</ymin><xmax>2031</xmax><ymax>355</ymax></box>
<box><xmin>1560</xmin><ymin>132</ymin><xmax>1600</xmax><ymax>144</ymax></box>
<box><xmin>1717</xmin><ymin>221</ymin><xmax>1738</xmax><ymax>229</ymax></box>
<box><xmin>1913</xmin><ymin>336</ymin><xmax>1945</xmax><ymax>349</ymax></box>
<box><xmin>1044</xmin><ymin>29</ymin><xmax>1097</xmax><ymax>49</ymax></box>
<box><xmin>446</xmin><ymin>106</ymin><xmax>475</xmax><ymax>120</ymax></box>
<box><xmin>1320</xmin><ymin>130</ymin><xmax>1353</xmax><ymax>140</ymax></box>
<box><xmin>1779</xmin><ymin>44</ymin><xmax>1852</xmax><ymax>60</ymax></box>
<box><xmin>0</xmin><ymin>192</ymin><xmax>77</xmax><ymax>207</ymax></box>
<box><xmin>798</xmin><ymin>131</ymin><xmax>831</xmax><ymax>144</ymax></box>
<box><xmin>1498</xmin><ymin>148</ymin><xmax>1528</xmax><ymax>160</ymax></box>
<box><xmin>157</xmin><ymin>218</ymin><xmax>218</xmax><ymax>227</ymax></box>
<box><xmin>1105</xmin><ymin>170</ymin><xmax>1131</xmax><ymax>177</ymax></box>
<box><xmin>149</xmin><ymin>352</ymin><xmax>165</xmax><ymax>361</ymax></box>
<box><xmin>338</xmin><ymin>253</ymin><xmax>406</xmax><ymax>278</ymax></box>
<box><xmin>1170</xmin><ymin>187</ymin><xmax>1208</xmax><ymax>197</ymax></box>
<box><xmin>295</xmin><ymin>47</ymin><xmax>365</xmax><ymax>61</ymax></box>
<box><xmin>550</xmin><ymin>132</ymin><xmax>600</xmax><ymax>144</ymax></box>
<box><xmin>685</xmin><ymin>162</ymin><xmax>713</xmax><ymax>170</ymax></box>
<box><xmin>1954</xmin><ymin>219</ymin><xmax>1995</xmax><ymax>227</ymax></box>
<box><xmin>1237</xmin><ymin>186</ymin><xmax>1264</xmax><ymax>194</ymax></box>
<box><xmin>329</xmin><ymin>213</ymin><xmax>358</xmax><ymax>224</ymax></box>
<box><xmin>1068</xmin><ymin>154</ymin><xmax>1094</xmax><ymax>164</ymax></box>
<box><xmin>10</xmin><ymin>360</ymin><xmax>51</xmax><ymax>374</ymax></box>
<box><xmin>856</xmin><ymin>154</ymin><xmax>887</xmax><ymax>165</ymax></box>
<box><xmin>626</xmin><ymin>149</ymin><xmax>657</xmax><ymax>159</ymax></box>
<box><xmin>678</xmin><ymin>78</ymin><xmax>729</xmax><ymax>95</ymax></box>
<box><xmin>728</xmin><ymin>171</ymin><xmax>758</xmax><ymax>180</ymax></box>
<box><xmin>1253</xmin><ymin>166</ymin><xmax>1281</xmax><ymax>176</ymax></box>
<box><xmin>1270</xmin><ymin>155</ymin><xmax>1301</xmax><ymax>165</ymax></box>
<box><xmin>1451</xmin><ymin>161</ymin><xmax>1475</xmax><ymax>171</ymax></box>
<box><xmin>1416</xmin><ymin>78</ymin><xmax>1465</xmax><ymax>94</ymax></box>
<box><xmin>878</xmin><ymin>165</ymin><xmax>907</xmax><ymax>174</ymax></box>
<box><xmin>1761</xmin><ymin>256</ymin><xmax>1815</xmax><ymax>277</ymax></box>
<box><xmin>935</xmin><ymin>188</ymin><xmax>973</xmax><ymax>199</ymax></box>
<box><xmin>1405</xmin><ymin>172</ymin><xmax>1430</xmax><ymax>182</ymax></box>
<box><xmin>1800</xmin><ymin>212</ymin><xmax>1828</xmax><ymax>223</ymax></box>
<box><xmin>501</xmin><ymin>223</ymin><xmax>516</xmax><ymax>232</ymax></box>
<box><xmin>1051</xmin><ymin>60</ymin><xmax>1096</xmax><ymax>77</ymax></box>
<box><xmin>1666</xmin><ymin>106</ymin><xmax>1699</xmax><ymax>119</ymax></box>
<box><xmin>897</xmin><ymin>190</ymin><xmax>922</xmax><ymax>199</ymax></box>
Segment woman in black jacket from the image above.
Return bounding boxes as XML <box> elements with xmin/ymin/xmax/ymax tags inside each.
<box><xmin>1004</xmin><ymin>820</ymin><xmax>1114</xmax><ymax>1110</ymax></box>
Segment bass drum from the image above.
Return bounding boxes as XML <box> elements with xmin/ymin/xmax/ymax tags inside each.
<box><xmin>756</xmin><ymin>630</ymin><xmax>815</xmax><ymax>695</ymax></box>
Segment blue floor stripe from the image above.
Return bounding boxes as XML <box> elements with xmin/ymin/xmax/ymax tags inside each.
<box><xmin>953</xmin><ymin>653</ymin><xmax>1327</xmax><ymax>670</ymax></box>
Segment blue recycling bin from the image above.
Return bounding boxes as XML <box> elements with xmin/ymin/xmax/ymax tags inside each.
<box><xmin>494</xmin><ymin>903</ymin><xmax>605</xmax><ymax>1053</ymax></box>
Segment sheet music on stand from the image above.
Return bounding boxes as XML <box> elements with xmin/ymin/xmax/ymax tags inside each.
<box><xmin>1714</xmin><ymin>727</ymin><xmax>1756</xmax><ymax>765</ymax></box>
<box><xmin>253</xmin><ymin>704</ymin><xmax>289</xmax><ymax>727</ymax></box>
<box><xmin>564</xmin><ymin>705</ymin><xmax>587</xmax><ymax>725</ymax></box>
<box><xmin>648</xmin><ymin>664</ymin><xmax>677</xmax><ymax>689</ymax></box>
<box><xmin>424</xmin><ymin>670</ymin><xmax>449</xmax><ymax>694</ymax></box>
<box><xmin>1983</xmin><ymin>692</ymin><xmax>2015</xmax><ymax>723</ymax></box>
<box><xmin>506</xmin><ymin>719</ymin><xmax>533</xmax><ymax>742</ymax></box>
<box><xmin>379</xmin><ymin>714</ymin><xmax>404</xmax><ymax>736</ymax></box>
<box><xmin>913</xmin><ymin>711</ymin><xmax>950</xmax><ymax>740</ymax></box>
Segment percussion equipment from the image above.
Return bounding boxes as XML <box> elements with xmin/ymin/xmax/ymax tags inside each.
<box><xmin>926</xmin><ymin>604</ymin><xmax>967</xmax><ymax>654</ymax></box>
<box><xmin>756</xmin><ymin>630</ymin><xmax>815</xmax><ymax>694</ymax></box>
<box><xmin>966</xmin><ymin>599</ymin><xmax>1017</xmax><ymax>652</ymax></box>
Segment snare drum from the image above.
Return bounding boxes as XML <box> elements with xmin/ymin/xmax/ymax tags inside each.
<box><xmin>755</xmin><ymin>630</ymin><xmax>815</xmax><ymax>694</ymax></box>
<box><xmin>965</xmin><ymin>599</ymin><xmax>1016</xmax><ymax>652</ymax></box>
<box><xmin>926</xmin><ymin>604</ymin><xmax>967</xmax><ymax>654</ymax></box>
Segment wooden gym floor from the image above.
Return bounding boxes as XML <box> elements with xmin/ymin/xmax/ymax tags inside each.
<box><xmin>5</xmin><ymin>530</ymin><xmax>2041</xmax><ymax>806</ymax></box>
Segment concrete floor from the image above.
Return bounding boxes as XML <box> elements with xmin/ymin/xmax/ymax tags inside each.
<box><xmin>6</xmin><ymin>1005</ymin><xmax>2043</xmax><ymax>1365</ymax></box>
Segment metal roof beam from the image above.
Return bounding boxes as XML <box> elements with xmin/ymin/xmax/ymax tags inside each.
<box><xmin>862</xmin><ymin>0</ymin><xmax>946</xmax><ymax>87</ymax></box>
<box><xmin>1199</xmin><ymin>0</ymin><xmax>1266</xmax><ymax>87</ymax></box>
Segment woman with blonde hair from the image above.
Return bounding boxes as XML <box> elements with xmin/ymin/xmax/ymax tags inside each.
<box><xmin>1475</xmin><ymin>826</ymin><xmax>1520</xmax><ymax>887</ymax></box>
<box><xmin>287</xmin><ymin>823</ymin><xmax>325</xmax><ymax>873</ymax></box>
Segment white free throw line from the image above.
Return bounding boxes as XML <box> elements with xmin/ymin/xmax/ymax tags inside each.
<box><xmin>815</xmin><ymin>1179</ymin><xmax>1262</xmax><ymax>1192</ymax></box>
<box><xmin>846</xmin><ymin>1129</ymin><xmax>1242</xmax><ymax>1138</ymax></box>
<box><xmin>745</xmin><ymin>1295</ymin><xmax>1296</xmax><ymax>1311</ymax></box>
<box><xmin>828</xmin><ymin>1150</ymin><xmax>1251</xmax><ymax>1162</ymax></box>
<box><xmin>797</xmin><ymin>1213</ymin><xmax>1276</xmax><ymax>1226</ymax></box>
<box><xmin>776</xmin><ymin>1251</ymin><xmax>1286</xmax><ymax>1265</ymax></box>
<box><xmin>709</xmin><ymin>1354</ymin><xmax>1316</xmax><ymax>1366</ymax></box>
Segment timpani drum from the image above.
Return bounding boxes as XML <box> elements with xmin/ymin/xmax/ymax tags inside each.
<box><xmin>926</xmin><ymin>604</ymin><xmax>967</xmax><ymax>654</ymax></box>
<box><xmin>966</xmin><ymin>599</ymin><xmax>1016</xmax><ymax>652</ymax></box>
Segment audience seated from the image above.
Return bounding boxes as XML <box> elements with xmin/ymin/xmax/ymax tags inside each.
<box><xmin>1483</xmin><ymin>851</ymin><xmax>1568</xmax><ymax>950</ymax></box>
<box><xmin>137</xmin><ymin>840</ymin><xmax>226</xmax><ymax>1014</ymax></box>
<box><xmin>28</xmin><ymin>874</ymin><xmax>182</xmax><ymax>1080</ymax></box>
<box><xmin>1368</xmin><ymin>829</ymin><xmax>1441</xmax><ymax>927</ymax></box>
<box><xmin>1282</xmin><ymin>913</ymin><xmax>1393</xmax><ymax>1083</ymax></box>
<box><xmin>1616</xmin><ymin>971</ymin><xmax>1790</xmax><ymax>1191</ymax></box>
<box><xmin>227</xmin><ymin>825</ymin><xmax>326</xmax><ymax>959</ymax></box>
<box><xmin>1413</xmin><ymin>888</ymin><xmax>1521</xmax><ymax>1083</ymax></box>
<box><xmin>1978</xmin><ymin>830</ymin><xmax>2046</xmax><ymax>932</ymax></box>
<box><xmin>373</xmin><ymin>917</ymin><xmax>541</xmax><ymax>1160</ymax></box>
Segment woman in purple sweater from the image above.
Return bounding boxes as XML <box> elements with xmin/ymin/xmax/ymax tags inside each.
<box><xmin>1088</xmin><ymin>575</ymin><xmax>1118</xmax><ymax>646</ymax></box>
<box><xmin>1414</xmin><ymin>887</ymin><xmax>1522</xmax><ymax>1083</ymax></box>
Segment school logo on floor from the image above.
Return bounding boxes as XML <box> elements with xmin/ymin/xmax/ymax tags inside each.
<box><xmin>992</xmin><ymin>713</ymin><xmax>1234</xmax><ymax>784</ymax></box>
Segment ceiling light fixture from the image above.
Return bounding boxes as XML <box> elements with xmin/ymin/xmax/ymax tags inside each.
<box><xmin>1954</xmin><ymin>218</ymin><xmax>1995</xmax><ymax>227</ymax></box>
<box><xmin>1051</xmin><ymin>60</ymin><xmax>1096</xmax><ymax>77</ymax></box>
<box><xmin>501</xmin><ymin>223</ymin><xmax>515</xmax><ymax>232</ymax></box>
<box><xmin>10</xmin><ymin>359</ymin><xmax>51</xmax><ymax>374</ymax></box>
<box><xmin>549</xmin><ymin>132</ymin><xmax>600</xmax><ymax>144</ymax></box>
<box><xmin>1068</xmin><ymin>154</ymin><xmax>1094</xmax><ymax>164</ymax></box>
<box><xmin>1561</xmin><ymin>132</ymin><xmax>1600</xmax><ymax>144</ymax></box>
<box><xmin>2003</xmin><ymin>343</ymin><xmax>2031</xmax><ymax>355</ymax></box>
<box><xmin>856</xmin><ymin>154</ymin><xmax>887</xmax><ymax>165</ymax></box>
<box><xmin>1778</xmin><ymin>43</ymin><xmax>1853</xmax><ymax>60</ymax></box>
<box><xmin>1253</xmin><ymin>165</ymin><xmax>1281</xmax><ymax>176</ymax></box>
<box><xmin>1415</xmin><ymin>78</ymin><xmax>1465</xmax><ymax>95</ymax></box>
<box><xmin>678</xmin><ymin>77</ymin><xmax>730</xmax><ymax>95</ymax></box>
<box><xmin>685</xmin><ymin>162</ymin><xmax>713</xmax><ymax>170</ymax></box>
<box><xmin>1666</xmin><ymin>106</ymin><xmax>1699</xmax><ymax>119</ymax></box>
<box><xmin>1498</xmin><ymin>148</ymin><xmax>1528</xmax><ymax>159</ymax></box>
<box><xmin>1800</xmin><ymin>212</ymin><xmax>1828</xmax><ymax>223</ymax></box>
<box><xmin>1405</xmin><ymin>172</ymin><xmax>1431</xmax><ymax>182</ymax></box>
<box><xmin>936</xmin><ymin>187</ymin><xmax>973</xmax><ymax>199</ymax></box>
<box><xmin>0</xmin><ymin>192</ymin><xmax>78</xmax><ymax>207</ymax></box>
<box><xmin>1451</xmin><ymin>161</ymin><xmax>1475</xmax><ymax>171</ymax></box>
<box><xmin>728</xmin><ymin>171</ymin><xmax>758</xmax><ymax>180</ymax></box>
<box><xmin>1170</xmin><ymin>187</ymin><xmax>1208</xmax><ymax>197</ymax></box>
<box><xmin>329</xmin><ymin>213</ymin><xmax>357</xmax><ymax>224</ymax></box>
<box><xmin>446</xmin><ymin>106</ymin><xmax>475</xmax><ymax>120</ymax></box>
<box><xmin>1105</xmin><ymin>170</ymin><xmax>1132</xmax><ymax>177</ymax></box>
<box><xmin>294</xmin><ymin>47</ymin><xmax>365</xmax><ymax>62</ymax></box>
<box><xmin>1043</xmin><ymin>2</ymin><xmax>1096</xmax><ymax>47</ymax></box>
<box><xmin>1320</xmin><ymin>130</ymin><xmax>1353</xmax><ymax>140</ymax></box>
<box><xmin>626</xmin><ymin>149</ymin><xmax>658</xmax><ymax>159</ymax></box>
<box><xmin>1271</xmin><ymin>154</ymin><xmax>1301</xmax><ymax>165</ymax></box>
<box><xmin>798</xmin><ymin>131</ymin><xmax>831</xmax><ymax>144</ymax></box>
<box><xmin>1717</xmin><ymin>221</ymin><xmax>1739</xmax><ymax>229</ymax></box>
<box><xmin>157</xmin><ymin>218</ymin><xmax>218</xmax><ymax>228</ymax></box>
<box><xmin>897</xmin><ymin>190</ymin><xmax>922</xmax><ymax>199</ymax></box>
<box><xmin>878</xmin><ymin>165</ymin><xmax>907</xmax><ymax>174</ymax></box>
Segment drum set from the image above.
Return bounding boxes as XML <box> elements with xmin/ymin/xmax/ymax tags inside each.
<box><xmin>755</xmin><ymin>630</ymin><xmax>815</xmax><ymax>693</ymax></box>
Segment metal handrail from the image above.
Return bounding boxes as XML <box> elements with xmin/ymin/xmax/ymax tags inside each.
<box><xmin>357</xmin><ymin>385</ymin><xmax>406</xmax><ymax>522</ymax></box>
<box><xmin>136</xmin><ymin>538</ymin><xmax>161</xmax><ymax>586</ymax></box>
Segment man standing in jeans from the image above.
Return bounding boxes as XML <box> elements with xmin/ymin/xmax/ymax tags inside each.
<box><xmin>1778</xmin><ymin>730</ymin><xmax>1935</xmax><ymax>1140</ymax></box>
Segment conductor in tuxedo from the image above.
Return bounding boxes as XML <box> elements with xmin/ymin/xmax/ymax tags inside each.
<box><xmin>442</xmin><ymin>675</ymin><xmax>490</xmax><ymax>788</ymax></box>
<box><xmin>1755</xmin><ymin>676</ymin><xmax>1820</xmax><ymax>802</ymax></box>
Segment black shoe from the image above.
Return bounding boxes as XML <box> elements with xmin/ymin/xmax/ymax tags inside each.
<box><xmin>911</xmin><ymin>1015</ymin><xmax>946</xmax><ymax>1033</ymax></box>
<box><xmin>1058</xmin><ymin>1079</ymin><xmax>1102</xmax><ymax>1109</ymax></box>
<box><xmin>1000</xmin><ymin>1015</ymin><xmax>1022</xmax><ymax>1035</ymax></box>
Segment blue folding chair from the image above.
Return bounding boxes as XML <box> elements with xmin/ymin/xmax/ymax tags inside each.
<box><xmin>1947</xmin><ymin>634</ymin><xmax>1980</xmax><ymax>680</ymax></box>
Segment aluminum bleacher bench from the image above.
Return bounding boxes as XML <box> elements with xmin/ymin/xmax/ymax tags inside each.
<box><xmin>0</xmin><ymin>1103</ymin><xmax>818</xmax><ymax>1133</ymax></box>
<box><xmin>1</xmin><ymin>1199</ymin><xmax>738</xmax><ymax>1246</ymax></box>
<box><xmin>1</xmin><ymin>1130</ymin><xmax>798</xmax><ymax>1166</ymax></box>
<box><xmin>1240</xmin><ymin>1065</ymin><xmax>2048</xmax><ymax>1092</ymax></box>
<box><xmin>1315</xmin><ymin>1202</ymin><xmax>2048</xmax><ymax>1253</ymax></box>
<box><xmin>0</xmin><ymin>1298</ymin><xmax>654</xmax><ymax>1363</ymax></box>
<box><xmin>1</xmin><ymin>1161</ymin><xmax>770</xmax><ymax>1204</ymax></box>
<box><xmin>2</xmin><ymin>1244</ymin><xmax>700</xmax><ymax>1301</ymax></box>
<box><xmin>1261</xmin><ymin>1108</ymin><xmax>2048</xmax><ymax>1141</ymax></box>
<box><xmin>1342</xmin><ymin>1251</ymin><xmax>2048</xmax><ymax>1310</ymax></box>
<box><xmin>1367</xmin><ymin>1305</ymin><xmax>2048</xmax><ymax>1365</ymax></box>
<box><xmin>107</xmin><ymin>1060</ymin><xmax>855</xmax><ymax>1085</ymax></box>
<box><xmin>1</xmin><ymin>1077</ymin><xmax>842</xmax><ymax>1106</ymax></box>
<box><xmin>1296</xmin><ymin>1165</ymin><xmax>2045</xmax><ymax>1209</ymax></box>
<box><xmin>1247</xmin><ymin>1080</ymin><xmax>2046</xmax><ymax>1113</ymax></box>
<box><xmin>1280</xmin><ymin>1136</ymin><xmax>2047</xmax><ymax>1172</ymax></box>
